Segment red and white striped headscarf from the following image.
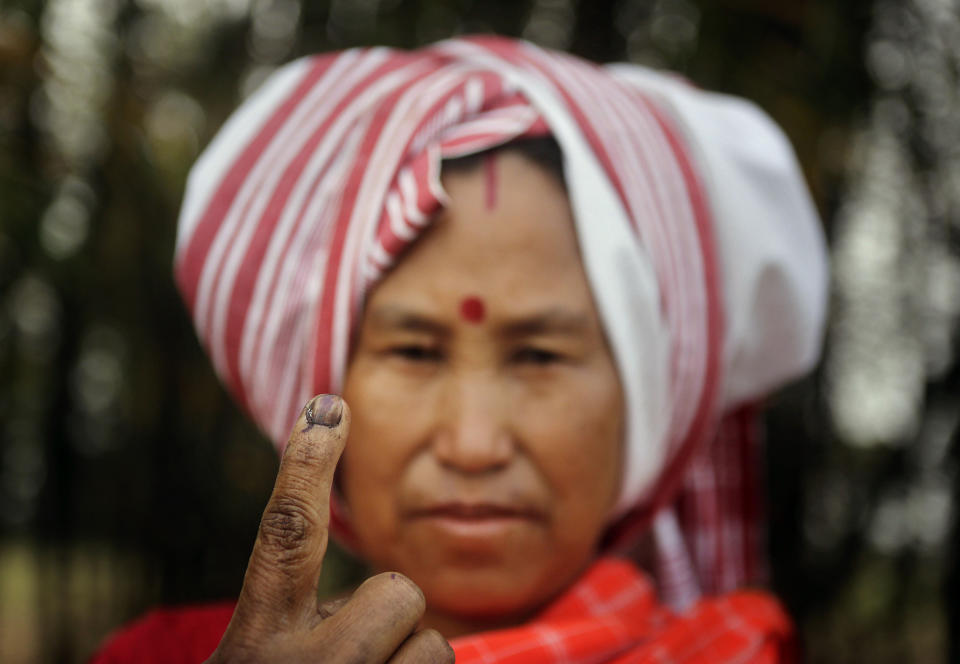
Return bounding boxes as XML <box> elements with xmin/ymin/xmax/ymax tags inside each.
<box><xmin>174</xmin><ymin>36</ymin><xmax>827</xmax><ymax>609</ymax></box>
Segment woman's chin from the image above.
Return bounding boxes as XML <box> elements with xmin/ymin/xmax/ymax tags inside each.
<box><xmin>418</xmin><ymin>575</ymin><xmax>549</xmax><ymax>636</ymax></box>
<box><xmin>408</xmin><ymin>553</ymin><xmax>578</xmax><ymax>635</ymax></box>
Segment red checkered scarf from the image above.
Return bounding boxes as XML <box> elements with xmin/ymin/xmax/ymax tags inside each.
<box><xmin>88</xmin><ymin>556</ymin><xmax>795</xmax><ymax>663</ymax></box>
<box><xmin>452</xmin><ymin>556</ymin><xmax>795</xmax><ymax>663</ymax></box>
<box><xmin>174</xmin><ymin>36</ymin><xmax>825</xmax><ymax>614</ymax></box>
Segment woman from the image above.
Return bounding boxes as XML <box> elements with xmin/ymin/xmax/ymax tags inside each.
<box><xmin>94</xmin><ymin>36</ymin><xmax>827</xmax><ymax>663</ymax></box>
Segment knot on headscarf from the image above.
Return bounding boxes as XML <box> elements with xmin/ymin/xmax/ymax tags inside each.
<box><xmin>174</xmin><ymin>36</ymin><xmax>827</xmax><ymax>605</ymax></box>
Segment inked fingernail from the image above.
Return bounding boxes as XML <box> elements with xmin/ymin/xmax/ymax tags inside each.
<box><xmin>304</xmin><ymin>394</ymin><xmax>342</xmax><ymax>428</ymax></box>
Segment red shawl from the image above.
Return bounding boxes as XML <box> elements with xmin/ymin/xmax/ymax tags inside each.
<box><xmin>91</xmin><ymin>557</ymin><xmax>795</xmax><ymax>663</ymax></box>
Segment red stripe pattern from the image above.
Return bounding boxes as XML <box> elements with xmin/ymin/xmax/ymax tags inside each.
<box><xmin>451</xmin><ymin>558</ymin><xmax>795</xmax><ymax>664</ymax></box>
<box><xmin>676</xmin><ymin>405</ymin><xmax>767</xmax><ymax>596</ymax></box>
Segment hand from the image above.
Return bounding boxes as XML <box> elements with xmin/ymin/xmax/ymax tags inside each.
<box><xmin>206</xmin><ymin>395</ymin><xmax>454</xmax><ymax>663</ymax></box>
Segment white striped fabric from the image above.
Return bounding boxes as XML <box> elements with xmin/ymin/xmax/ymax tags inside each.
<box><xmin>174</xmin><ymin>36</ymin><xmax>827</xmax><ymax>607</ymax></box>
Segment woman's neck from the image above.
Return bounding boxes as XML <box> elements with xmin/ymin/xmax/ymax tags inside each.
<box><xmin>420</xmin><ymin>606</ymin><xmax>531</xmax><ymax>640</ymax></box>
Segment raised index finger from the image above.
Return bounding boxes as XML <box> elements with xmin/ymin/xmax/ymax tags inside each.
<box><xmin>235</xmin><ymin>394</ymin><xmax>349</xmax><ymax>631</ymax></box>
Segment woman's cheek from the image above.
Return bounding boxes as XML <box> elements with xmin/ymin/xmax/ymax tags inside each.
<box><xmin>534</xmin><ymin>367</ymin><xmax>622</xmax><ymax>507</ymax></box>
<box><xmin>349</xmin><ymin>359</ymin><xmax>422</xmax><ymax>427</ymax></box>
<box><xmin>344</xmin><ymin>358</ymin><xmax>436</xmax><ymax>494</ymax></box>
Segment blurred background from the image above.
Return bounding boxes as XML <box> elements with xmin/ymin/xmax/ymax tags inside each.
<box><xmin>0</xmin><ymin>0</ymin><xmax>957</xmax><ymax>661</ymax></box>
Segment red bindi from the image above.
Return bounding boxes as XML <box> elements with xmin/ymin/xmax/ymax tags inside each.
<box><xmin>483</xmin><ymin>152</ymin><xmax>497</xmax><ymax>210</ymax></box>
<box><xmin>459</xmin><ymin>296</ymin><xmax>486</xmax><ymax>323</ymax></box>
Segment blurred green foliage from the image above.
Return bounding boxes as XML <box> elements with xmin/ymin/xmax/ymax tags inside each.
<box><xmin>0</xmin><ymin>0</ymin><xmax>956</xmax><ymax>662</ymax></box>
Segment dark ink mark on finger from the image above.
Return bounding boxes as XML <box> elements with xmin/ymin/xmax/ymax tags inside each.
<box><xmin>302</xmin><ymin>404</ymin><xmax>316</xmax><ymax>432</ymax></box>
<box><xmin>302</xmin><ymin>394</ymin><xmax>343</xmax><ymax>431</ymax></box>
<box><xmin>391</xmin><ymin>573</ymin><xmax>397</xmax><ymax>580</ymax></box>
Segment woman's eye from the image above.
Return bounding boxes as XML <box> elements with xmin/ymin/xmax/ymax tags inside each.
<box><xmin>512</xmin><ymin>347</ymin><xmax>562</xmax><ymax>365</ymax></box>
<box><xmin>390</xmin><ymin>345</ymin><xmax>442</xmax><ymax>362</ymax></box>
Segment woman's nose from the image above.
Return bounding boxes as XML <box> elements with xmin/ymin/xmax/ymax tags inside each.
<box><xmin>432</xmin><ymin>370</ymin><xmax>513</xmax><ymax>473</ymax></box>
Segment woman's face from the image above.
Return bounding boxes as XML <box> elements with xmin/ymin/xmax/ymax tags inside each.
<box><xmin>341</xmin><ymin>150</ymin><xmax>624</xmax><ymax>634</ymax></box>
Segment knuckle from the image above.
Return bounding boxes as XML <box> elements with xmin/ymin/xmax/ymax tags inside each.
<box><xmin>364</xmin><ymin>571</ymin><xmax>425</xmax><ymax>616</ymax></box>
<box><xmin>257</xmin><ymin>496</ymin><xmax>317</xmax><ymax>560</ymax></box>
<box><xmin>420</xmin><ymin>629</ymin><xmax>455</xmax><ymax>662</ymax></box>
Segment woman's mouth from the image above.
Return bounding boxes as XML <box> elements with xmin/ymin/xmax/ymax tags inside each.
<box><xmin>404</xmin><ymin>502</ymin><xmax>547</xmax><ymax>538</ymax></box>
<box><xmin>408</xmin><ymin>503</ymin><xmax>546</xmax><ymax>521</ymax></box>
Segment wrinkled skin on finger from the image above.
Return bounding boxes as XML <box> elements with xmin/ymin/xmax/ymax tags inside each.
<box><xmin>204</xmin><ymin>395</ymin><xmax>454</xmax><ymax>664</ymax></box>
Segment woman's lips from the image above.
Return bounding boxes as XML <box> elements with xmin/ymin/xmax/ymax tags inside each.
<box><xmin>407</xmin><ymin>503</ymin><xmax>546</xmax><ymax>521</ymax></box>
<box><xmin>404</xmin><ymin>502</ymin><xmax>547</xmax><ymax>537</ymax></box>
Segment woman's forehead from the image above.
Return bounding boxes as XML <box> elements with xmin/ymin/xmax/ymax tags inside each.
<box><xmin>437</xmin><ymin>153</ymin><xmax>579</xmax><ymax>270</ymax></box>
<box><xmin>366</xmin><ymin>151</ymin><xmax>596</xmax><ymax>318</ymax></box>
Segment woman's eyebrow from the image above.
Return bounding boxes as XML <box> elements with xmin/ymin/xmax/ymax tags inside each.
<box><xmin>499</xmin><ymin>309</ymin><xmax>591</xmax><ymax>337</ymax></box>
<box><xmin>367</xmin><ymin>305</ymin><xmax>590</xmax><ymax>337</ymax></box>
<box><xmin>367</xmin><ymin>305</ymin><xmax>450</xmax><ymax>336</ymax></box>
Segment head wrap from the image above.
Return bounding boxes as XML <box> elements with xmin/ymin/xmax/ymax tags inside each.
<box><xmin>174</xmin><ymin>36</ymin><xmax>827</xmax><ymax>608</ymax></box>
